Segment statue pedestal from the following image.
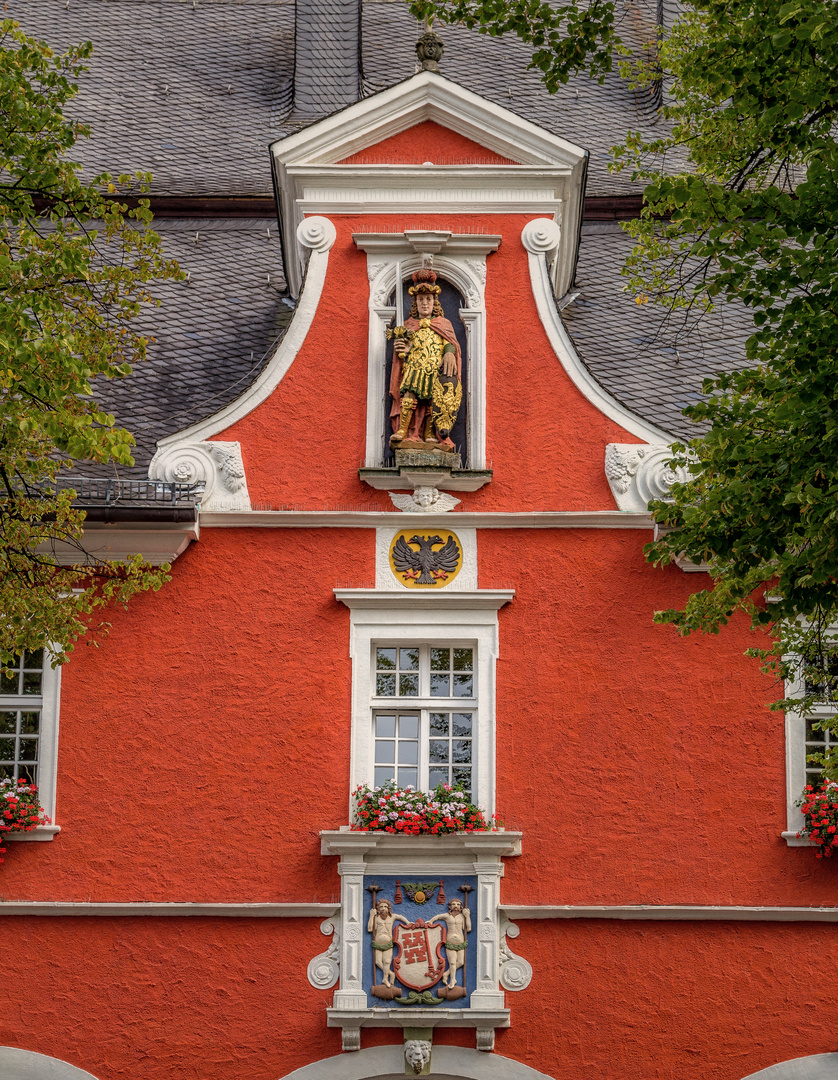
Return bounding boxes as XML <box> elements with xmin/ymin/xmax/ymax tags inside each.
<box><xmin>358</xmin><ymin>464</ymin><xmax>493</xmax><ymax>492</ymax></box>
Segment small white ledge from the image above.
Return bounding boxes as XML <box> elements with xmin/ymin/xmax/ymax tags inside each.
<box><xmin>320</xmin><ymin>828</ymin><xmax>522</xmax><ymax>859</ymax></box>
<box><xmin>334</xmin><ymin>589</ymin><xmax>514</xmax><ymax>611</ymax></box>
<box><xmin>781</xmin><ymin>830</ymin><xmax>814</xmax><ymax>847</ymax></box>
<box><xmin>5</xmin><ymin>825</ymin><xmax>61</xmax><ymax>842</ymax></box>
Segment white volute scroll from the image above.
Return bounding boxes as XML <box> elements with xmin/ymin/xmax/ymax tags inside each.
<box><xmin>521</xmin><ymin>219</ymin><xmax>672</xmax><ymax>446</ymax></box>
<box><xmin>498</xmin><ymin>916</ymin><xmax>533</xmax><ymax>992</ymax></box>
<box><xmin>604</xmin><ymin>443</ymin><xmax>690</xmax><ymax>512</ymax></box>
<box><xmin>149</xmin><ymin>441</ymin><xmax>251</xmax><ymax>511</ymax></box>
<box><xmin>307</xmin><ymin>910</ymin><xmax>341</xmax><ymax>989</ymax></box>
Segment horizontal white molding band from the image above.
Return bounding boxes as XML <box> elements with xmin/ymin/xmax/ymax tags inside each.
<box><xmin>200</xmin><ymin>510</ymin><xmax>653</xmax><ymax>529</ymax></box>
<box><xmin>502</xmin><ymin>905</ymin><xmax>838</xmax><ymax>922</ymax></box>
<box><xmin>2</xmin><ymin>902</ymin><xmax>835</xmax><ymax>921</ymax></box>
<box><xmin>0</xmin><ymin>902</ymin><xmax>338</xmax><ymax>917</ymax></box>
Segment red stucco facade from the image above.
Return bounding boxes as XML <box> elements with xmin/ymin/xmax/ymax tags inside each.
<box><xmin>2</xmin><ymin>121</ymin><xmax>833</xmax><ymax>1080</ymax></box>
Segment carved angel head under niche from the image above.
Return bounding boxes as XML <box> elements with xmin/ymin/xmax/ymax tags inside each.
<box><xmin>389</xmin><ymin>487</ymin><xmax>460</xmax><ymax>513</ymax></box>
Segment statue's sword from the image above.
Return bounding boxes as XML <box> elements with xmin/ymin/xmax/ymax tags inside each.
<box><xmin>395</xmin><ymin>260</ymin><xmax>403</xmax><ymax>331</ymax></box>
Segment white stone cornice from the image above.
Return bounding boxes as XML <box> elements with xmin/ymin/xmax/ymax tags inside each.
<box><xmin>320</xmin><ymin>829</ymin><xmax>522</xmax><ymax>859</ymax></box>
<box><xmin>334</xmin><ymin>589</ymin><xmax>514</xmax><ymax>611</ymax></box>
<box><xmin>200</xmin><ymin>510</ymin><xmax>653</xmax><ymax>529</ymax></box>
<box><xmin>501</xmin><ymin>904</ymin><xmax>838</xmax><ymax>922</ymax></box>
<box><xmin>353</xmin><ymin>231</ymin><xmax>502</xmax><ymax>258</ymax></box>
<box><xmin>0</xmin><ymin>902</ymin><xmax>339</xmax><ymax>917</ymax></box>
<box><xmin>150</xmin><ymin>216</ymin><xmax>336</xmax><ymax>451</ymax></box>
<box><xmin>522</xmin><ymin>219</ymin><xmax>673</xmax><ymax>445</ymax></box>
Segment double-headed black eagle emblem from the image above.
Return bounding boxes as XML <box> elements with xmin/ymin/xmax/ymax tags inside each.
<box><xmin>392</xmin><ymin>533</ymin><xmax>461</xmax><ymax>585</ymax></box>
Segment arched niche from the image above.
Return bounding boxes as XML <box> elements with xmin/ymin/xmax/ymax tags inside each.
<box><xmin>278</xmin><ymin>1045</ymin><xmax>556</xmax><ymax>1080</ymax></box>
<box><xmin>0</xmin><ymin>1047</ymin><xmax>99</xmax><ymax>1080</ymax></box>
<box><xmin>742</xmin><ymin>1054</ymin><xmax>838</xmax><ymax>1080</ymax></box>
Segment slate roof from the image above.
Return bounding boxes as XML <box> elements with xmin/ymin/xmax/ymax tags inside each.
<box><xmin>565</xmin><ymin>224</ymin><xmax>752</xmax><ymax>443</ymax></box>
<box><xmin>75</xmin><ymin>218</ymin><xmax>291</xmax><ymax>478</ymax></box>
<box><xmin>8</xmin><ymin>0</ymin><xmax>752</xmax><ymax>468</ymax></box>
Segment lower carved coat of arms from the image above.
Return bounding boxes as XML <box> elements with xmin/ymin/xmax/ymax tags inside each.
<box><xmin>366</xmin><ymin>878</ymin><xmax>473</xmax><ymax>1005</ymax></box>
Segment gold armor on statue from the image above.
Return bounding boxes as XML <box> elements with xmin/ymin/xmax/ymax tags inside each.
<box><xmin>388</xmin><ymin>269</ymin><xmax>463</xmax><ymax>454</ymax></box>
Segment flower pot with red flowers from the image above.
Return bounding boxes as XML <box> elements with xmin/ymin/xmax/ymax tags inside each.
<box><xmin>351</xmin><ymin>780</ymin><xmax>501</xmax><ymax>835</ymax></box>
<box><xmin>0</xmin><ymin>777</ymin><xmax>50</xmax><ymax>862</ymax></box>
<box><xmin>796</xmin><ymin>782</ymin><xmax>838</xmax><ymax>858</ymax></box>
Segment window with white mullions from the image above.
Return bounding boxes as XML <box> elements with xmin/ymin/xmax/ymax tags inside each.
<box><xmin>372</xmin><ymin>645</ymin><xmax>476</xmax><ymax>797</ymax></box>
<box><xmin>0</xmin><ymin>650</ymin><xmax>44</xmax><ymax>785</ymax></box>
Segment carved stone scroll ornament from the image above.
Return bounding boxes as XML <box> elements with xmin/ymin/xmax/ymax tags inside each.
<box><xmin>148</xmin><ymin>441</ymin><xmax>251</xmax><ymax>512</ymax></box>
<box><xmin>307</xmin><ymin>912</ymin><xmax>341</xmax><ymax>989</ymax></box>
<box><xmin>498</xmin><ymin>916</ymin><xmax>533</xmax><ymax>992</ymax></box>
<box><xmin>388</xmin><ymin>488</ymin><xmax>460</xmax><ymax>513</ymax></box>
<box><xmin>604</xmin><ymin>443</ymin><xmax>692</xmax><ymax>513</ymax></box>
<box><xmin>404</xmin><ymin>1040</ymin><xmax>432</xmax><ymax>1075</ymax></box>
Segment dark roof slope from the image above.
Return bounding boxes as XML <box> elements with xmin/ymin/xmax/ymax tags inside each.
<box><xmin>564</xmin><ymin>224</ymin><xmax>752</xmax><ymax>441</ymax></box>
<box><xmin>9</xmin><ymin>0</ymin><xmax>293</xmax><ymax>196</ymax></box>
<box><xmin>80</xmin><ymin>218</ymin><xmax>290</xmax><ymax>477</ymax></box>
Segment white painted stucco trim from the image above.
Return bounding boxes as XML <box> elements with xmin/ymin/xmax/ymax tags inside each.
<box><xmin>278</xmin><ymin>1045</ymin><xmax>555</xmax><ymax>1080</ymax></box>
<box><xmin>0</xmin><ymin>1047</ymin><xmax>99</xmax><ymax>1080</ymax></box>
<box><xmin>742</xmin><ymin>1054</ymin><xmax>838</xmax><ymax>1080</ymax></box>
<box><xmin>502</xmin><ymin>905</ymin><xmax>838</xmax><ymax>922</ymax></box>
<box><xmin>0</xmin><ymin>902</ymin><xmax>337</xmax><ymax>916</ymax></box>
<box><xmin>152</xmin><ymin>217</ymin><xmax>336</xmax><ymax>450</ymax></box>
<box><xmin>200</xmin><ymin>510</ymin><xmax>653</xmax><ymax>529</ymax></box>
<box><xmin>521</xmin><ymin>219</ymin><xmax>673</xmax><ymax>445</ymax></box>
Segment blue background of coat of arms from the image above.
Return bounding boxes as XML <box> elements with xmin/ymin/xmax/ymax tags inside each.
<box><xmin>362</xmin><ymin>874</ymin><xmax>477</xmax><ymax>1009</ymax></box>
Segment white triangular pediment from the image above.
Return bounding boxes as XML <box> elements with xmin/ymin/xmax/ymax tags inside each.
<box><xmin>271</xmin><ymin>71</ymin><xmax>588</xmax><ymax>297</ymax></box>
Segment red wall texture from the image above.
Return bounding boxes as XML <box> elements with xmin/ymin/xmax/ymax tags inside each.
<box><xmin>1</xmin><ymin>124</ymin><xmax>829</xmax><ymax>1080</ymax></box>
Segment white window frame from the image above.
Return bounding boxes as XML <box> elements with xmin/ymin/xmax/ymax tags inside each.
<box><xmin>783</xmin><ymin>656</ymin><xmax>834</xmax><ymax>845</ymax></box>
<box><xmin>340</xmin><ymin>596</ymin><xmax>508</xmax><ymax>817</ymax></box>
<box><xmin>0</xmin><ymin>653</ymin><xmax>61</xmax><ymax>840</ymax></box>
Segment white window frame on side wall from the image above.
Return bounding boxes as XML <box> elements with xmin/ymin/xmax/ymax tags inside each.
<box><xmin>335</xmin><ymin>591</ymin><xmax>513</xmax><ymax>819</ymax></box>
<box><xmin>0</xmin><ymin>651</ymin><xmax>61</xmax><ymax>841</ymax></box>
<box><xmin>783</xmin><ymin>653</ymin><xmax>837</xmax><ymax>846</ymax></box>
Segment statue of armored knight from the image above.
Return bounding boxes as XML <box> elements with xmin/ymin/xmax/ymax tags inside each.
<box><xmin>388</xmin><ymin>269</ymin><xmax>463</xmax><ymax>454</ymax></box>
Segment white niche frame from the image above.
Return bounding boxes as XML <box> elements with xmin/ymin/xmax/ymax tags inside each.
<box><xmin>355</xmin><ymin>234</ymin><xmax>500</xmax><ymax>474</ymax></box>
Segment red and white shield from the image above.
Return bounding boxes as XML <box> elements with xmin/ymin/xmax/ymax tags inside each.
<box><xmin>393</xmin><ymin>920</ymin><xmax>447</xmax><ymax>992</ymax></box>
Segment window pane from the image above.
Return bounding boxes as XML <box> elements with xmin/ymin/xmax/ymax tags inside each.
<box><xmin>452</xmin><ymin>767</ymin><xmax>471</xmax><ymax>791</ymax></box>
<box><xmin>18</xmin><ymin>763</ymin><xmax>37</xmax><ymax>784</ymax></box>
<box><xmin>430</xmin><ymin>647</ymin><xmax>450</xmax><ymax>671</ymax></box>
<box><xmin>376</xmin><ymin>673</ymin><xmax>396</xmax><ymax>696</ymax></box>
<box><xmin>429</xmin><ymin>740</ymin><xmax>449</xmax><ymax>763</ymax></box>
<box><xmin>377</xmin><ymin>648</ymin><xmax>397</xmax><ymax>670</ymax></box>
<box><xmin>19</xmin><ymin>713</ymin><xmax>39</xmax><ymax>735</ymax></box>
<box><xmin>429</xmin><ymin>712</ymin><xmax>449</xmax><ymax>735</ymax></box>
<box><xmin>18</xmin><ymin>739</ymin><xmax>38</xmax><ymax>762</ymax></box>
<box><xmin>0</xmin><ymin>712</ymin><xmax>16</xmax><ymax>735</ymax></box>
<box><xmin>0</xmin><ymin>669</ymin><xmax>18</xmax><ymax>695</ymax></box>
<box><xmin>398</xmin><ymin>741</ymin><xmax>418</xmax><ymax>765</ymax></box>
<box><xmin>398</xmin><ymin>715</ymin><xmax>419</xmax><ymax>738</ymax></box>
<box><xmin>376</xmin><ymin>714</ymin><xmax>396</xmax><ymax>737</ymax></box>
<box><xmin>375</xmin><ymin>741</ymin><xmax>395</xmax><ymax>763</ymax></box>
<box><xmin>429</xmin><ymin>767</ymin><xmax>448</xmax><ymax>788</ymax></box>
<box><xmin>452</xmin><ymin>739</ymin><xmax>471</xmax><ymax>763</ymax></box>
<box><xmin>397</xmin><ymin>767</ymin><xmax>418</xmax><ymax>788</ymax></box>
<box><xmin>453</xmin><ymin>674</ymin><xmax>473</xmax><ymax>698</ymax></box>
<box><xmin>806</xmin><ymin>719</ymin><xmax>826</xmax><ymax>741</ymax></box>
<box><xmin>399</xmin><ymin>648</ymin><xmax>419</xmax><ymax>671</ymax></box>
<box><xmin>375</xmin><ymin>766</ymin><xmax>395</xmax><ymax>786</ymax></box>
<box><xmin>430</xmin><ymin>674</ymin><xmax>450</xmax><ymax>697</ymax></box>
<box><xmin>0</xmin><ymin>763</ymin><xmax>13</xmax><ymax>780</ymax></box>
<box><xmin>21</xmin><ymin>670</ymin><xmax>42</xmax><ymax>695</ymax></box>
<box><xmin>452</xmin><ymin>713</ymin><xmax>472</xmax><ymax>736</ymax></box>
<box><xmin>0</xmin><ymin>738</ymin><xmax>15</xmax><ymax>760</ymax></box>
<box><xmin>453</xmin><ymin>649</ymin><xmax>473</xmax><ymax>672</ymax></box>
<box><xmin>23</xmin><ymin>649</ymin><xmax>43</xmax><ymax>670</ymax></box>
<box><xmin>399</xmin><ymin>673</ymin><xmax>419</xmax><ymax>696</ymax></box>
